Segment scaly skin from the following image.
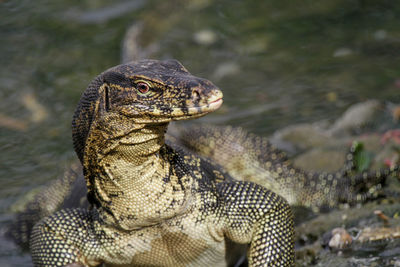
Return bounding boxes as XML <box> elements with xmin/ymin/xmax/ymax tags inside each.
<box><xmin>169</xmin><ymin>124</ymin><xmax>399</xmax><ymax>211</ymax></box>
<box><xmin>10</xmin><ymin>125</ymin><xmax>397</xmax><ymax>249</ymax></box>
<box><xmin>30</xmin><ymin>59</ymin><xmax>294</xmax><ymax>266</ymax></box>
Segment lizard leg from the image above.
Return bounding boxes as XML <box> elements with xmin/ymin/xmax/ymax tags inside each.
<box><xmin>217</xmin><ymin>181</ymin><xmax>294</xmax><ymax>267</ymax></box>
<box><xmin>30</xmin><ymin>208</ymin><xmax>102</xmax><ymax>267</ymax></box>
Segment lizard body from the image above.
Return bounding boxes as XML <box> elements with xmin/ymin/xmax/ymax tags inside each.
<box><xmin>170</xmin><ymin>124</ymin><xmax>398</xmax><ymax>211</ymax></box>
<box><xmin>30</xmin><ymin>60</ymin><xmax>294</xmax><ymax>266</ymax></box>
<box><xmin>11</xmin><ymin>123</ymin><xmax>395</xmax><ymax>250</ymax></box>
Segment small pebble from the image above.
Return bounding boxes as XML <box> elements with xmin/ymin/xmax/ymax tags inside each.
<box><xmin>333</xmin><ymin>47</ymin><xmax>353</xmax><ymax>57</ymax></box>
<box><xmin>373</xmin><ymin>29</ymin><xmax>387</xmax><ymax>40</ymax></box>
<box><xmin>328</xmin><ymin>227</ymin><xmax>353</xmax><ymax>249</ymax></box>
<box><xmin>193</xmin><ymin>29</ymin><xmax>217</xmax><ymax>45</ymax></box>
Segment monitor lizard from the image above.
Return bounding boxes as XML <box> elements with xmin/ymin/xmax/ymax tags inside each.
<box><xmin>30</xmin><ymin>59</ymin><xmax>295</xmax><ymax>266</ymax></box>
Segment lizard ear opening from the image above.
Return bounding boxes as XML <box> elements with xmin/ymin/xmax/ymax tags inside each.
<box><xmin>97</xmin><ymin>83</ymin><xmax>111</xmax><ymax>113</ymax></box>
<box><xmin>104</xmin><ymin>84</ymin><xmax>110</xmax><ymax>112</ymax></box>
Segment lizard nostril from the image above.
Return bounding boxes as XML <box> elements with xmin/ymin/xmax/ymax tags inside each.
<box><xmin>192</xmin><ymin>90</ymin><xmax>200</xmax><ymax>103</ymax></box>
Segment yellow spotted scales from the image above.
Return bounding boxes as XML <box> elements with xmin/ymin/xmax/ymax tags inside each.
<box><xmin>30</xmin><ymin>60</ymin><xmax>294</xmax><ymax>266</ymax></box>
<box><xmin>169</xmin><ymin>125</ymin><xmax>398</xmax><ymax>211</ymax></box>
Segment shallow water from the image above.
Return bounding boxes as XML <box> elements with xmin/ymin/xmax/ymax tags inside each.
<box><xmin>1</xmin><ymin>0</ymin><xmax>400</xmax><ymax>265</ymax></box>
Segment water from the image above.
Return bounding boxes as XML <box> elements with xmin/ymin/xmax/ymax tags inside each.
<box><xmin>1</xmin><ymin>0</ymin><xmax>399</xmax><ymax>265</ymax></box>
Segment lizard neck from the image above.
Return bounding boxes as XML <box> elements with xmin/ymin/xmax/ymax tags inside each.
<box><xmin>84</xmin><ymin>121</ymin><xmax>194</xmax><ymax>230</ymax></box>
<box><xmin>111</xmin><ymin>123</ymin><xmax>168</xmax><ymax>165</ymax></box>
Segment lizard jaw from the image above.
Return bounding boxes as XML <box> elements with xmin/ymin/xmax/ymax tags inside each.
<box><xmin>185</xmin><ymin>88</ymin><xmax>223</xmax><ymax>115</ymax></box>
<box><xmin>171</xmin><ymin>90</ymin><xmax>223</xmax><ymax>120</ymax></box>
<box><xmin>185</xmin><ymin>98</ymin><xmax>223</xmax><ymax>115</ymax></box>
<box><xmin>120</xmin><ymin>90</ymin><xmax>223</xmax><ymax>123</ymax></box>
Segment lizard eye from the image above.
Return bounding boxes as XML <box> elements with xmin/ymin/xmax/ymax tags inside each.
<box><xmin>136</xmin><ymin>82</ymin><xmax>151</xmax><ymax>95</ymax></box>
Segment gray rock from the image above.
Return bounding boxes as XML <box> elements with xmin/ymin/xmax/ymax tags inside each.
<box><xmin>328</xmin><ymin>100</ymin><xmax>382</xmax><ymax>136</ymax></box>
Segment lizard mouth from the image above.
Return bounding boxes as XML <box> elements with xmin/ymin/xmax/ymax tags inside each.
<box><xmin>181</xmin><ymin>90</ymin><xmax>223</xmax><ymax>118</ymax></box>
<box><xmin>186</xmin><ymin>96</ymin><xmax>223</xmax><ymax>115</ymax></box>
<box><xmin>208</xmin><ymin>98</ymin><xmax>223</xmax><ymax>110</ymax></box>
<box><xmin>119</xmin><ymin>90</ymin><xmax>223</xmax><ymax>123</ymax></box>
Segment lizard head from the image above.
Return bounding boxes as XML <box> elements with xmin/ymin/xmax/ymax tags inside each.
<box><xmin>101</xmin><ymin>59</ymin><xmax>223</xmax><ymax>122</ymax></box>
<box><xmin>72</xmin><ymin>59</ymin><xmax>223</xmax><ymax>163</ymax></box>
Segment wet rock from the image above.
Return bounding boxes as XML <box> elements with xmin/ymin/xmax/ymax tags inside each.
<box><xmin>358</xmin><ymin>226</ymin><xmax>400</xmax><ymax>243</ymax></box>
<box><xmin>328</xmin><ymin>100</ymin><xmax>382</xmax><ymax>136</ymax></box>
<box><xmin>327</xmin><ymin>228</ymin><xmax>353</xmax><ymax>249</ymax></box>
<box><xmin>270</xmin><ymin>123</ymin><xmax>335</xmax><ymax>152</ymax></box>
<box><xmin>270</xmin><ymin>100</ymin><xmax>400</xmax><ymax>266</ymax></box>
<box><xmin>293</xmin><ymin>147</ymin><xmax>346</xmax><ymax>172</ymax></box>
